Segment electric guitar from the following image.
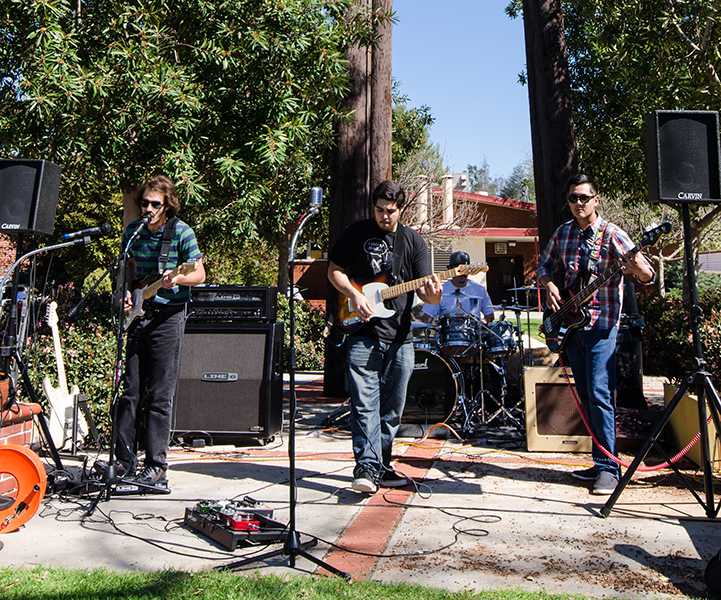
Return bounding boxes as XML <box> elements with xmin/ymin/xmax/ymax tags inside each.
<box><xmin>336</xmin><ymin>263</ymin><xmax>489</xmax><ymax>334</ymax></box>
<box><xmin>42</xmin><ymin>301</ymin><xmax>86</xmax><ymax>449</ymax></box>
<box><xmin>123</xmin><ymin>261</ymin><xmax>197</xmax><ymax>331</ymax></box>
<box><xmin>540</xmin><ymin>222</ymin><xmax>670</xmax><ymax>353</ymax></box>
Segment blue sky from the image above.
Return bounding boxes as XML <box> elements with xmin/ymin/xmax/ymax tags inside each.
<box><xmin>392</xmin><ymin>0</ymin><xmax>531</xmax><ymax>180</ymax></box>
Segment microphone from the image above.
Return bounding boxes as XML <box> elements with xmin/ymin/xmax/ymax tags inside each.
<box><xmin>62</xmin><ymin>223</ymin><xmax>112</xmax><ymax>241</ymax></box>
<box><xmin>309</xmin><ymin>187</ymin><xmax>323</xmax><ymax>211</ymax></box>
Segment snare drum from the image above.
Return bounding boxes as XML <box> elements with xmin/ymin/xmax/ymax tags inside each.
<box><xmin>403</xmin><ymin>348</ymin><xmax>462</xmax><ymax>425</ymax></box>
<box><xmin>439</xmin><ymin>315</ymin><xmax>480</xmax><ymax>355</ymax></box>
<box><xmin>481</xmin><ymin>320</ymin><xmax>517</xmax><ymax>358</ymax></box>
<box><xmin>411</xmin><ymin>322</ymin><xmax>439</xmax><ymax>351</ymax></box>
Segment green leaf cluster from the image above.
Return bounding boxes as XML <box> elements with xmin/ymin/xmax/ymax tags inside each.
<box><xmin>0</xmin><ymin>0</ymin><xmax>375</xmax><ymax>283</ymax></box>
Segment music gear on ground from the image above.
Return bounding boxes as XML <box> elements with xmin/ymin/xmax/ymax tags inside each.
<box><xmin>183</xmin><ymin>498</ymin><xmax>281</xmax><ymax>550</ymax></box>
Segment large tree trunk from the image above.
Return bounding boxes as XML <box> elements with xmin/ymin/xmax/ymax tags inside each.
<box><xmin>324</xmin><ymin>0</ymin><xmax>392</xmax><ymax>396</ymax></box>
<box><xmin>522</xmin><ymin>0</ymin><xmax>577</xmax><ymax>252</ymax></box>
<box><xmin>370</xmin><ymin>0</ymin><xmax>393</xmax><ymax>193</ymax></box>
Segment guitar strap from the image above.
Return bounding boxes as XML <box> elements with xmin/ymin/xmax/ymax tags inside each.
<box><xmin>587</xmin><ymin>221</ymin><xmax>609</xmax><ymax>282</ymax></box>
<box><xmin>158</xmin><ymin>217</ymin><xmax>179</xmax><ymax>274</ymax></box>
<box><xmin>391</xmin><ymin>223</ymin><xmax>408</xmax><ymax>285</ymax></box>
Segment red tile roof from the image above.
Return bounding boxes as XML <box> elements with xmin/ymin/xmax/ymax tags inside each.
<box><xmin>431</xmin><ymin>188</ymin><xmax>536</xmax><ymax>212</ymax></box>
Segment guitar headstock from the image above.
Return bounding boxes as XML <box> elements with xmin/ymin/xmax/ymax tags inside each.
<box><xmin>450</xmin><ymin>263</ymin><xmax>489</xmax><ymax>277</ymax></box>
<box><xmin>46</xmin><ymin>301</ymin><xmax>59</xmax><ymax>329</ymax></box>
<box><xmin>640</xmin><ymin>222</ymin><xmax>672</xmax><ymax>248</ymax></box>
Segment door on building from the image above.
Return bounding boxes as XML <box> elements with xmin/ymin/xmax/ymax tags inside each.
<box><xmin>486</xmin><ymin>256</ymin><xmax>525</xmax><ymax>305</ymax></box>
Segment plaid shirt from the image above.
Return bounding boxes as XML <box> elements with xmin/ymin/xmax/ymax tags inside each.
<box><xmin>537</xmin><ymin>216</ymin><xmax>636</xmax><ymax>329</ymax></box>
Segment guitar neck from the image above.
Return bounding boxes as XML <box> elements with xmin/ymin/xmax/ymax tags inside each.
<box><xmin>379</xmin><ymin>269</ymin><xmax>457</xmax><ymax>301</ymax></box>
<box><xmin>142</xmin><ymin>266</ymin><xmax>182</xmax><ymax>300</ymax></box>
<box><xmin>50</xmin><ymin>325</ymin><xmax>69</xmax><ymax>394</ymax></box>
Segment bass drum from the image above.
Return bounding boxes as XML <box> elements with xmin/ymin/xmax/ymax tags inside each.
<box><xmin>403</xmin><ymin>349</ymin><xmax>461</xmax><ymax>425</ymax></box>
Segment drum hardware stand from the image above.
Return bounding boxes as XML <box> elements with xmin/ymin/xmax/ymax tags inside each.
<box><xmin>602</xmin><ymin>204</ymin><xmax>721</xmax><ymax>519</ymax></box>
<box><xmin>221</xmin><ymin>189</ymin><xmax>349</xmax><ymax>580</ymax></box>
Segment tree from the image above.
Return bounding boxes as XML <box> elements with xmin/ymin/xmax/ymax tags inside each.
<box><xmin>507</xmin><ymin>0</ymin><xmax>577</xmax><ymax>250</ymax></box>
<box><xmin>561</xmin><ymin>0</ymin><xmax>721</xmax><ymax>291</ymax></box>
<box><xmin>0</xmin><ymin>0</ymin><xmax>374</xmax><ymax>286</ymax></box>
<box><xmin>465</xmin><ymin>159</ymin><xmax>503</xmax><ymax>195</ymax></box>
<box><xmin>390</xmin><ymin>82</ymin><xmax>435</xmax><ymax>179</ymax></box>
<box><xmin>500</xmin><ymin>156</ymin><xmax>535</xmax><ymax>201</ymax></box>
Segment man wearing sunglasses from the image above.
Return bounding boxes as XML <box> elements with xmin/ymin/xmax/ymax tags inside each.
<box><xmin>328</xmin><ymin>180</ymin><xmax>441</xmax><ymax>493</ymax></box>
<box><xmin>537</xmin><ymin>174</ymin><xmax>654</xmax><ymax>495</ymax></box>
<box><xmin>114</xmin><ymin>174</ymin><xmax>206</xmax><ymax>493</ymax></box>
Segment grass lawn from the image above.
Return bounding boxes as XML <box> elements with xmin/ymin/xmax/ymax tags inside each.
<box><xmin>0</xmin><ymin>567</ymin><xmax>587</xmax><ymax>600</ymax></box>
<box><xmin>516</xmin><ymin>318</ymin><xmax>544</xmax><ymax>344</ymax></box>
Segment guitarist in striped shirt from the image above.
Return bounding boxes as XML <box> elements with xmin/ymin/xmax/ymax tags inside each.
<box><xmin>328</xmin><ymin>180</ymin><xmax>441</xmax><ymax>493</ymax></box>
<box><xmin>537</xmin><ymin>174</ymin><xmax>654</xmax><ymax>495</ymax></box>
<box><xmin>115</xmin><ymin>174</ymin><xmax>205</xmax><ymax>493</ymax></box>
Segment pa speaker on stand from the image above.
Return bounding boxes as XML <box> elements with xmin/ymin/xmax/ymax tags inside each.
<box><xmin>0</xmin><ymin>159</ymin><xmax>61</xmax><ymax>235</ymax></box>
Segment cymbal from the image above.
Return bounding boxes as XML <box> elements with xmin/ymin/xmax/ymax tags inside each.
<box><xmin>507</xmin><ymin>285</ymin><xmax>539</xmax><ymax>292</ymax></box>
<box><xmin>494</xmin><ymin>304</ymin><xmax>534</xmax><ymax>312</ymax></box>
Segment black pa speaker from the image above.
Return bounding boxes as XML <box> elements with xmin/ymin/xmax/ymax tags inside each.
<box><xmin>646</xmin><ymin>110</ymin><xmax>721</xmax><ymax>203</ymax></box>
<box><xmin>0</xmin><ymin>159</ymin><xmax>61</xmax><ymax>234</ymax></box>
<box><xmin>172</xmin><ymin>322</ymin><xmax>284</xmax><ymax>445</ymax></box>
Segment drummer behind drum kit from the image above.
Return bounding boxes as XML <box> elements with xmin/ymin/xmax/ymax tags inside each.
<box><xmin>404</xmin><ymin>299</ymin><xmax>529</xmax><ymax>438</ymax></box>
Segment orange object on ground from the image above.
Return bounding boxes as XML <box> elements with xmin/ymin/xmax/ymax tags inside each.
<box><xmin>0</xmin><ymin>443</ymin><xmax>47</xmax><ymax>534</ymax></box>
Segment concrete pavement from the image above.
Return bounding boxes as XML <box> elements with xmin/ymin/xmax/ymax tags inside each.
<box><xmin>0</xmin><ymin>374</ymin><xmax>717</xmax><ymax>598</ymax></box>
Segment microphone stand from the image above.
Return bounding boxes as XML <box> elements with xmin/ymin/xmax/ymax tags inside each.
<box><xmin>85</xmin><ymin>217</ymin><xmax>154</xmax><ymax>516</ymax></box>
<box><xmin>220</xmin><ymin>197</ymin><xmax>350</xmax><ymax>580</ymax></box>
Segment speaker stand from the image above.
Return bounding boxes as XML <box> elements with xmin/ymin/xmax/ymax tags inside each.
<box><xmin>221</xmin><ymin>194</ymin><xmax>349</xmax><ymax>580</ymax></box>
<box><xmin>601</xmin><ymin>204</ymin><xmax>721</xmax><ymax>518</ymax></box>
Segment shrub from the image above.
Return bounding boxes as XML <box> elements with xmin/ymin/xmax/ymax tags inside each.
<box><xmin>276</xmin><ymin>294</ymin><xmax>326</xmax><ymax>372</ymax></box>
<box><xmin>640</xmin><ymin>285</ymin><xmax>721</xmax><ymax>387</ymax></box>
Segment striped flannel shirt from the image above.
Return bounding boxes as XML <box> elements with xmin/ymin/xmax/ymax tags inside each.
<box><xmin>122</xmin><ymin>217</ymin><xmax>202</xmax><ymax>305</ymax></box>
<box><xmin>536</xmin><ymin>216</ymin><xmax>635</xmax><ymax>330</ymax></box>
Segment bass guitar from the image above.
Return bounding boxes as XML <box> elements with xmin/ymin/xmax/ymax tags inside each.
<box><xmin>42</xmin><ymin>301</ymin><xmax>86</xmax><ymax>449</ymax></box>
<box><xmin>124</xmin><ymin>261</ymin><xmax>197</xmax><ymax>331</ymax></box>
<box><xmin>540</xmin><ymin>222</ymin><xmax>670</xmax><ymax>353</ymax></box>
<box><xmin>336</xmin><ymin>263</ymin><xmax>488</xmax><ymax>334</ymax></box>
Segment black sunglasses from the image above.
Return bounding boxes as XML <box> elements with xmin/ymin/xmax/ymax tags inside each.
<box><xmin>567</xmin><ymin>193</ymin><xmax>597</xmax><ymax>204</ymax></box>
<box><xmin>141</xmin><ymin>199</ymin><xmax>164</xmax><ymax>209</ymax></box>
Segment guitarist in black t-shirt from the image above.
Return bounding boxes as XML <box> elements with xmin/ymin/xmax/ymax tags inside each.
<box><xmin>328</xmin><ymin>180</ymin><xmax>441</xmax><ymax>493</ymax></box>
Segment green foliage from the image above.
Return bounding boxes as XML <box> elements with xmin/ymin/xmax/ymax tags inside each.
<box><xmin>640</xmin><ymin>285</ymin><xmax>721</xmax><ymax>387</ymax></box>
<box><xmin>202</xmin><ymin>237</ymin><xmax>279</xmax><ymax>287</ymax></box>
<box><xmin>24</xmin><ymin>295</ymin><xmax>116</xmax><ymax>441</ymax></box>
<box><xmin>0</xmin><ymin>0</ymin><xmax>378</xmax><ymax>285</ymax></box>
<box><xmin>465</xmin><ymin>160</ymin><xmax>503</xmax><ymax>195</ymax></box>
<box><xmin>276</xmin><ymin>294</ymin><xmax>326</xmax><ymax>371</ymax></box>
<box><xmin>561</xmin><ymin>1</ymin><xmax>721</xmax><ymax>202</ymax></box>
<box><xmin>500</xmin><ymin>157</ymin><xmax>535</xmax><ymax>202</ymax></box>
<box><xmin>392</xmin><ymin>82</ymin><xmax>438</xmax><ymax>177</ymax></box>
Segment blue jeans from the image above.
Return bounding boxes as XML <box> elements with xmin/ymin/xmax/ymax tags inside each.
<box><xmin>345</xmin><ymin>336</ymin><xmax>414</xmax><ymax>478</ymax></box>
<box><xmin>565</xmin><ymin>327</ymin><xmax>619</xmax><ymax>475</ymax></box>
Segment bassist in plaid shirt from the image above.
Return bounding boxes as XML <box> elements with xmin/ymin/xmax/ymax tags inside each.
<box><xmin>537</xmin><ymin>174</ymin><xmax>655</xmax><ymax>495</ymax></box>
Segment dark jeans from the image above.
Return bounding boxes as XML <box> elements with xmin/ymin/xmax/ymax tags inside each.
<box><xmin>345</xmin><ymin>335</ymin><xmax>414</xmax><ymax>478</ymax></box>
<box><xmin>115</xmin><ymin>306</ymin><xmax>185</xmax><ymax>472</ymax></box>
<box><xmin>565</xmin><ymin>326</ymin><xmax>619</xmax><ymax>475</ymax></box>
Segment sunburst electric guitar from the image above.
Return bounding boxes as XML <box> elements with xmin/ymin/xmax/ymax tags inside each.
<box><xmin>123</xmin><ymin>261</ymin><xmax>197</xmax><ymax>331</ymax></box>
<box><xmin>43</xmin><ymin>301</ymin><xmax>87</xmax><ymax>449</ymax></box>
<box><xmin>540</xmin><ymin>222</ymin><xmax>670</xmax><ymax>353</ymax></box>
<box><xmin>336</xmin><ymin>263</ymin><xmax>488</xmax><ymax>334</ymax></box>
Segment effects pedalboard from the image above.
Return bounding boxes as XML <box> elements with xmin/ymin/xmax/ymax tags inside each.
<box><xmin>183</xmin><ymin>498</ymin><xmax>283</xmax><ymax>550</ymax></box>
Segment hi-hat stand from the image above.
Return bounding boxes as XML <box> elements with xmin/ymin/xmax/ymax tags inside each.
<box><xmin>602</xmin><ymin>204</ymin><xmax>721</xmax><ymax>518</ymax></box>
<box><xmin>220</xmin><ymin>188</ymin><xmax>350</xmax><ymax>580</ymax></box>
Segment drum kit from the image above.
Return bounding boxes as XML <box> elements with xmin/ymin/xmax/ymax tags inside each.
<box><xmin>404</xmin><ymin>285</ymin><xmax>540</xmax><ymax>439</ymax></box>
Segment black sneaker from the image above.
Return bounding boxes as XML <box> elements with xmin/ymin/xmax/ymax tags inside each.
<box><xmin>380</xmin><ymin>469</ymin><xmax>410</xmax><ymax>488</ymax></box>
<box><xmin>351</xmin><ymin>466</ymin><xmax>378</xmax><ymax>493</ymax></box>
<box><xmin>570</xmin><ymin>466</ymin><xmax>597</xmax><ymax>481</ymax></box>
<box><xmin>134</xmin><ymin>466</ymin><xmax>170</xmax><ymax>493</ymax></box>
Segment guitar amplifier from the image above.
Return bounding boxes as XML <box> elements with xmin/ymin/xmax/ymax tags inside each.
<box><xmin>187</xmin><ymin>285</ymin><xmax>277</xmax><ymax>324</ymax></box>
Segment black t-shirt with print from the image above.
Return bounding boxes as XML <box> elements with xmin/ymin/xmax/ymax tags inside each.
<box><xmin>329</xmin><ymin>219</ymin><xmax>431</xmax><ymax>343</ymax></box>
